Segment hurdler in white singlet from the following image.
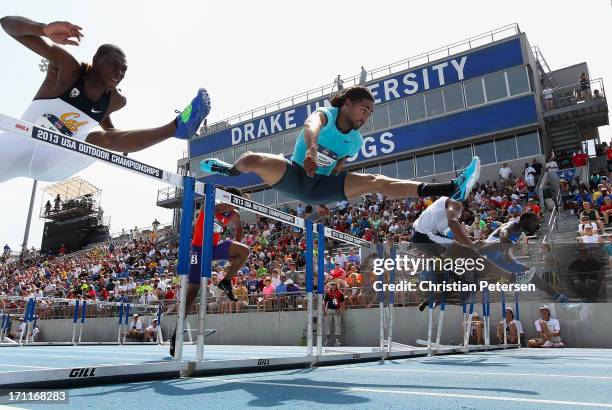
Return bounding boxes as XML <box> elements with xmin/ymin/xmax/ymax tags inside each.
<box><xmin>0</xmin><ymin>63</ymin><xmax>110</xmax><ymax>183</ymax></box>
<box><xmin>412</xmin><ymin>196</ymin><xmax>454</xmax><ymax>244</ymax></box>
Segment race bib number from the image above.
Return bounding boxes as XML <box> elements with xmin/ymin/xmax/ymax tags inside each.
<box><xmin>316</xmin><ymin>146</ymin><xmax>339</xmax><ymax>168</ymax></box>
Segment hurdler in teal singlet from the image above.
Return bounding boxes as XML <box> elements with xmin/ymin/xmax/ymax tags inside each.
<box><xmin>291</xmin><ymin>107</ymin><xmax>363</xmax><ymax>175</ymax></box>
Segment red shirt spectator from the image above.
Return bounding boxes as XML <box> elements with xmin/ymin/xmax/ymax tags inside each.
<box><xmin>165</xmin><ymin>287</ymin><xmax>175</xmax><ymax>300</ymax></box>
<box><xmin>572</xmin><ymin>152</ymin><xmax>589</xmax><ymax>167</ymax></box>
<box><xmin>330</xmin><ymin>264</ymin><xmax>346</xmax><ymax>280</ymax></box>
<box><xmin>607</xmin><ymin>147</ymin><xmax>612</xmax><ymax>161</ymax></box>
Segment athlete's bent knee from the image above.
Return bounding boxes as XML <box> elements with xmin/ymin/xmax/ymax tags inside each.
<box><xmin>236</xmin><ymin>151</ymin><xmax>263</xmax><ymax>172</ymax></box>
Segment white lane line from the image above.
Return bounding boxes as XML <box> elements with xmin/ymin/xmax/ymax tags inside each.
<box><xmin>0</xmin><ymin>352</ymin><xmax>152</xmax><ymax>361</ymax></box>
<box><xmin>198</xmin><ymin>376</ymin><xmax>612</xmax><ymax>408</ymax></box>
<box><xmin>342</xmin><ymin>366</ymin><xmax>612</xmax><ymax>380</ymax></box>
<box><xmin>0</xmin><ymin>364</ymin><xmax>56</xmax><ymax>369</ymax></box>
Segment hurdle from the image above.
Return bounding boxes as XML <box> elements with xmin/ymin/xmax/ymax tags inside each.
<box><xmin>370</xmin><ymin>245</ymin><xmax>429</xmax><ymax>359</ymax></box>
<box><xmin>190</xmin><ymin>184</ymin><xmax>376</xmax><ymax>366</ymax></box>
<box><xmin>415</xmin><ymin>271</ymin><xmax>456</xmax><ymax>355</ymax></box>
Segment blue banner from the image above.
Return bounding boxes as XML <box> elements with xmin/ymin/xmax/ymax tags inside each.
<box><xmin>202</xmin><ymin>95</ymin><xmax>538</xmax><ymax>188</ymax></box>
<box><xmin>190</xmin><ymin>37</ymin><xmax>524</xmax><ymax>157</ymax></box>
<box><xmin>556</xmin><ymin>168</ymin><xmax>576</xmax><ymax>181</ymax></box>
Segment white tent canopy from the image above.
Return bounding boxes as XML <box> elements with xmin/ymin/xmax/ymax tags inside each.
<box><xmin>42</xmin><ymin>177</ymin><xmax>100</xmax><ymax>201</ymax></box>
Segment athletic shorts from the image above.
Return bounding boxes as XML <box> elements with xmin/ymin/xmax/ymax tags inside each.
<box><xmin>411</xmin><ymin>231</ymin><xmax>452</xmax><ymax>257</ymax></box>
<box><xmin>272</xmin><ymin>159</ymin><xmax>348</xmax><ymax>204</ymax></box>
<box><xmin>188</xmin><ymin>241</ymin><xmax>232</xmax><ymax>284</ymax></box>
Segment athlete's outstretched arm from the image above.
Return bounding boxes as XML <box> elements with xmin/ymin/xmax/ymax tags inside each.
<box><xmin>0</xmin><ymin>16</ymin><xmax>80</xmax><ymax>72</ymax></box>
<box><xmin>86</xmin><ymin>116</ymin><xmax>177</xmax><ymax>153</ymax></box>
<box><xmin>446</xmin><ymin>199</ymin><xmax>474</xmax><ymax>247</ymax></box>
<box><xmin>302</xmin><ymin>111</ymin><xmax>327</xmax><ymax>177</ymax></box>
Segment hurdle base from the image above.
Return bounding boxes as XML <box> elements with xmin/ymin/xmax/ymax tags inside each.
<box><xmin>415</xmin><ymin>339</ymin><xmax>459</xmax><ymax>355</ymax></box>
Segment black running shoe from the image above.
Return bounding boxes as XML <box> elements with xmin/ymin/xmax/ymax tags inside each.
<box><xmin>418</xmin><ymin>300</ymin><xmax>428</xmax><ymax>311</ymax></box>
<box><xmin>218</xmin><ymin>278</ymin><xmax>238</xmax><ymax>301</ymax></box>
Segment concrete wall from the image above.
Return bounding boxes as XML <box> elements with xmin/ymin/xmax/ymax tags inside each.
<box><xmin>37</xmin><ymin>302</ymin><xmax>612</xmax><ymax>348</ymax></box>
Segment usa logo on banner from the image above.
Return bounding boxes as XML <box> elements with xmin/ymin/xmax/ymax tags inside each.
<box><xmin>556</xmin><ymin>168</ymin><xmax>576</xmax><ymax>181</ymax></box>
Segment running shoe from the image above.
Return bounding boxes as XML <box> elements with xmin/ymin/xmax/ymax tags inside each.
<box><xmin>515</xmin><ymin>267</ymin><xmax>536</xmax><ymax>285</ymax></box>
<box><xmin>451</xmin><ymin>157</ymin><xmax>481</xmax><ymax>202</ymax></box>
<box><xmin>217</xmin><ymin>278</ymin><xmax>238</xmax><ymax>301</ymax></box>
<box><xmin>200</xmin><ymin>158</ymin><xmax>241</xmax><ymax>176</ymax></box>
<box><xmin>175</xmin><ymin>88</ymin><xmax>211</xmax><ymax>139</ymax></box>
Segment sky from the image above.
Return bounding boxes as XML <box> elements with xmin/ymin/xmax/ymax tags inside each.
<box><xmin>0</xmin><ymin>0</ymin><xmax>610</xmax><ymax>251</ymax></box>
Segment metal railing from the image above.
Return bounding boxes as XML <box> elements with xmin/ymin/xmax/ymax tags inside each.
<box><xmin>542</xmin><ymin>78</ymin><xmax>606</xmax><ymax>111</ymax></box>
<box><xmin>200</xmin><ymin>23</ymin><xmax>521</xmax><ymax>135</ymax></box>
<box><xmin>157</xmin><ymin>186</ymin><xmax>184</xmax><ymax>204</ymax></box>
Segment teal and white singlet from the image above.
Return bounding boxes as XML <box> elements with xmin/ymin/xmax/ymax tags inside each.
<box><xmin>291</xmin><ymin>107</ymin><xmax>362</xmax><ymax>175</ymax></box>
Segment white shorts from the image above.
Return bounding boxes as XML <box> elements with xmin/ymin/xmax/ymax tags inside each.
<box><xmin>0</xmin><ymin>131</ymin><xmax>94</xmax><ymax>183</ymax></box>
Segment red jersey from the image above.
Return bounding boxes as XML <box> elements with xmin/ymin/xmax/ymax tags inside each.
<box><xmin>600</xmin><ymin>204</ymin><xmax>612</xmax><ymax>213</ymax></box>
<box><xmin>572</xmin><ymin>153</ymin><xmax>588</xmax><ymax>167</ymax></box>
<box><xmin>192</xmin><ymin>210</ymin><xmax>235</xmax><ymax>247</ymax></box>
<box><xmin>607</xmin><ymin>147</ymin><xmax>612</xmax><ymax>161</ymax></box>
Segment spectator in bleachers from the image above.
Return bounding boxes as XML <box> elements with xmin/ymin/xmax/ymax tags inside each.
<box><xmin>528</xmin><ymin>305</ymin><xmax>564</xmax><ymax>348</ymax></box>
<box><xmin>578</xmin><ymin>72</ymin><xmax>590</xmax><ymax>101</ymax></box>
<box><xmin>126</xmin><ymin>314</ymin><xmax>144</xmax><ymax>341</ymax></box>
<box><xmin>346</xmin><ymin>248</ymin><xmax>360</xmax><ymax>267</ymax></box>
<box><xmin>144</xmin><ymin>318</ymin><xmax>159</xmax><ymax>342</ymax></box>
<box><xmin>499</xmin><ymin>163</ymin><xmax>512</xmax><ymax>181</ymax></box>
<box><xmin>469</xmin><ymin>312</ymin><xmax>484</xmax><ymax>345</ymax></box>
<box><xmin>328</xmin><ymin>262</ymin><xmax>347</xmax><ymax>287</ymax></box>
<box><xmin>525</xmin><ymin>198</ymin><xmax>542</xmax><ymax>218</ymax></box>
<box><xmin>324</xmin><ymin>281</ymin><xmax>345</xmax><ymax>347</ymax></box>
<box><xmin>581</xmin><ymin>202</ymin><xmax>606</xmax><ymax>234</ymax></box>
<box><xmin>572</xmin><ymin>150</ymin><xmax>589</xmax><ymax>168</ymax></box>
<box><xmin>260</xmin><ymin>277</ymin><xmax>275</xmax><ymax>311</ymax></box>
<box><xmin>546</xmin><ymin>152</ymin><xmax>559</xmax><ymax>173</ymax></box>
<box><xmin>496</xmin><ymin>307</ymin><xmax>519</xmax><ymax>344</ymax></box>
<box><xmin>600</xmin><ymin>196</ymin><xmax>612</xmax><ymax>226</ymax></box>
<box><xmin>334</xmin><ymin>249</ymin><xmax>347</xmax><ymax>268</ymax></box>
<box><xmin>323</xmin><ymin>252</ymin><xmax>335</xmax><ymax>273</ymax></box>
<box><xmin>524</xmin><ymin>162</ymin><xmax>537</xmax><ymax>188</ymax></box>
<box><xmin>578</xmin><ymin>225</ymin><xmax>604</xmax><ymax>250</ymax></box>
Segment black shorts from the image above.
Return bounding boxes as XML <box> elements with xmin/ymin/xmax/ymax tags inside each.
<box><xmin>411</xmin><ymin>231</ymin><xmax>451</xmax><ymax>257</ymax></box>
<box><xmin>272</xmin><ymin>159</ymin><xmax>348</xmax><ymax>204</ymax></box>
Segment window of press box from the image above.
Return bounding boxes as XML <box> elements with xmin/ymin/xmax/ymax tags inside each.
<box><xmin>425</xmin><ymin>89</ymin><xmax>445</xmax><ymax>118</ymax></box>
<box><xmin>507</xmin><ymin>66</ymin><xmax>531</xmax><ymax>95</ymax></box>
<box><xmin>416</xmin><ymin>153</ymin><xmax>435</xmax><ymax>177</ymax></box>
<box><xmin>434</xmin><ymin>149</ymin><xmax>453</xmax><ymax>174</ymax></box>
<box><xmin>452</xmin><ymin>145</ymin><xmax>473</xmax><ymax>170</ymax></box>
<box><xmin>495</xmin><ymin>136</ymin><xmax>518</xmax><ymax>162</ymax></box>
<box><xmin>516</xmin><ymin>131</ymin><xmax>541</xmax><ymax>158</ymax></box>
<box><xmin>443</xmin><ymin>83</ymin><xmax>465</xmax><ymax>112</ymax></box>
<box><xmin>407</xmin><ymin>94</ymin><xmax>427</xmax><ymax>122</ymax></box>
<box><xmin>388</xmin><ymin>99</ymin><xmax>407</xmax><ymax>126</ymax></box>
<box><xmin>474</xmin><ymin>140</ymin><xmax>496</xmax><ymax>165</ymax></box>
<box><xmin>284</xmin><ymin>130</ymin><xmax>298</xmax><ymax>155</ymax></box>
<box><xmin>365</xmin><ymin>163</ymin><xmax>381</xmax><ymax>175</ymax></box>
<box><xmin>397</xmin><ymin>157</ymin><xmax>415</xmax><ymax>179</ymax></box>
<box><xmin>270</xmin><ymin>136</ymin><xmax>284</xmax><ymax>155</ymax></box>
<box><xmin>257</xmin><ymin>138</ymin><xmax>270</xmax><ymax>154</ymax></box>
<box><xmin>372</xmin><ymin>104</ymin><xmax>390</xmax><ymax>131</ymax></box>
<box><xmin>484</xmin><ymin>71</ymin><xmax>509</xmax><ymax>102</ymax></box>
<box><xmin>464</xmin><ymin>78</ymin><xmax>485</xmax><ymax>107</ymax></box>
<box><xmin>380</xmin><ymin>161</ymin><xmax>398</xmax><ymax>178</ymax></box>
